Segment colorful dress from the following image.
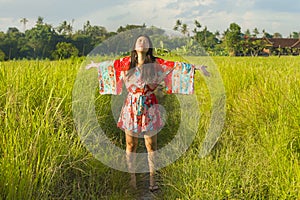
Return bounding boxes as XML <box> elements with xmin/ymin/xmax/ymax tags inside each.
<box><xmin>96</xmin><ymin>56</ymin><xmax>195</xmax><ymax>133</ymax></box>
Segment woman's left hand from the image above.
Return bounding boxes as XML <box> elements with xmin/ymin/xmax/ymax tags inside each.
<box><xmin>195</xmin><ymin>65</ymin><xmax>210</xmax><ymax>77</ymax></box>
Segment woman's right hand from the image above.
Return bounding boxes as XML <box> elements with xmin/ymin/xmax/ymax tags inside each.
<box><xmin>195</xmin><ymin>65</ymin><xmax>210</xmax><ymax>77</ymax></box>
<box><xmin>85</xmin><ymin>61</ymin><xmax>98</xmax><ymax>69</ymax></box>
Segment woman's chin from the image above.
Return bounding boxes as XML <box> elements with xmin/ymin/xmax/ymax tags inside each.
<box><xmin>135</xmin><ymin>48</ymin><xmax>149</xmax><ymax>53</ymax></box>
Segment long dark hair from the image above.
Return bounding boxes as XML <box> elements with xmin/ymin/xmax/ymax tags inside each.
<box><xmin>127</xmin><ymin>35</ymin><xmax>157</xmax><ymax>79</ymax></box>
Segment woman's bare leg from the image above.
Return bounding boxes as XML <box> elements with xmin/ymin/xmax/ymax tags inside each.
<box><xmin>125</xmin><ymin>130</ymin><xmax>138</xmax><ymax>189</ymax></box>
<box><xmin>144</xmin><ymin>131</ymin><xmax>157</xmax><ymax>189</ymax></box>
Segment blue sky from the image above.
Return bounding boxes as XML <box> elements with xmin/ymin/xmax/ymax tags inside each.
<box><xmin>0</xmin><ymin>0</ymin><xmax>299</xmax><ymax>37</ymax></box>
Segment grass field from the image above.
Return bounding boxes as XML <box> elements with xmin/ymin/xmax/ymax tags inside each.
<box><xmin>0</xmin><ymin>56</ymin><xmax>299</xmax><ymax>199</ymax></box>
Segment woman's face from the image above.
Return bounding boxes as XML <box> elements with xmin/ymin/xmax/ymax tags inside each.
<box><xmin>135</xmin><ymin>36</ymin><xmax>150</xmax><ymax>53</ymax></box>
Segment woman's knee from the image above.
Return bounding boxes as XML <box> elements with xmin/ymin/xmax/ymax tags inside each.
<box><xmin>125</xmin><ymin>132</ymin><xmax>138</xmax><ymax>152</ymax></box>
<box><xmin>126</xmin><ymin>140</ymin><xmax>137</xmax><ymax>151</ymax></box>
<box><xmin>144</xmin><ymin>135</ymin><xmax>157</xmax><ymax>152</ymax></box>
<box><xmin>145</xmin><ymin>143</ymin><xmax>156</xmax><ymax>152</ymax></box>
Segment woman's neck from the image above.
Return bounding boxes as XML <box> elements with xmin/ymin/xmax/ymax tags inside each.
<box><xmin>137</xmin><ymin>52</ymin><xmax>146</xmax><ymax>67</ymax></box>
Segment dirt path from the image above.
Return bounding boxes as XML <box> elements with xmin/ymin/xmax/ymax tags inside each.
<box><xmin>135</xmin><ymin>173</ymin><xmax>162</xmax><ymax>200</ymax></box>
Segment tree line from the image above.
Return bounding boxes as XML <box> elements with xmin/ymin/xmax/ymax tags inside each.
<box><xmin>0</xmin><ymin>17</ymin><xmax>299</xmax><ymax>61</ymax></box>
<box><xmin>0</xmin><ymin>17</ymin><xmax>148</xmax><ymax>61</ymax></box>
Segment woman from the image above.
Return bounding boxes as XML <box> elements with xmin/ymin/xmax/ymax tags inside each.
<box><xmin>86</xmin><ymin>35</ymin><xmax>210</xmax><ymax>192</ymax></box>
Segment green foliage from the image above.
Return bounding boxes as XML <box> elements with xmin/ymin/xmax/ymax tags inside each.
<box><xmin>291</xmin><ymin>32</ymin><xmax>300</xmax><ymax>39</ymax></box>
<box><xmin>240</xmin><ymin>38</ymin><xmax>268</xmax><ymax>56</ymax></box>
<box><xmin>0</xmin><ymin>18</ymin><xmax>298</xmax><ymax>60</ymax></box>
<box><xmin>224</xmin><ymin>23</ymin><xmax>242</xmax><ymax>56</ymax></box>
<box><xmin>25</xmin><ymin>23</ymin><xmax>58</xmax><ymax>58</ymax></box>
<box><xmin>80</xmin><ymin>21</ymin><xmax>110</xmax><ymax>47</ymax></box>
<box><xmin>173</xmin><ymin>38</ymin><xmax>207</xmax><ymax>56</ymax></box>
<box><xmin>0</xmin><ymin>18</ymin><xmax>116</xmax><ymax>60</ymax></box>
<box><xmin>173</xmin><ymin>20</ymin><xmax>220</xmax><ymax>54</ymax></box>
<box><xmin>56</xmin><ymin>20</ymin><xmax>73</xmax><ymax>35</ymax></box>
<box><xmin>0</xmin><ymin>49</ymin><xmax>5</xmax><ymax>61</ymax></box>
<box><xmin>117</xmin><ymin>24</ymin><xmax>146</xmax><ymax>33</ymax></box>
<box><xmin>194</xmin><ymin>26</ymin><xmax>219</xmax><ymax>50</ymax></box>
<box><xmin>71</xmin><ymin>34</ymin><xmax>93</xmax><ymax>57</ymax></box>
<box><xmin>52</xmin><ymin>42</ymin><xmax>79</xmax><ymax>59</ymax></box>
<box><xmin>273</xmin><ymin>32</ymin><xmax>283</xmax><ymax>38</ymax></box>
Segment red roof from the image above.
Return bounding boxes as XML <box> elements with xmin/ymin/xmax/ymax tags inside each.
<box><xmin>264</xmin><ymin>38</ymin><xmax>300</xmax><ymax>48</ymax></box>
<box><xmin>291</xmin><ymin>40</ymin><xmax>300</xmax><ymax>48</ymax></box>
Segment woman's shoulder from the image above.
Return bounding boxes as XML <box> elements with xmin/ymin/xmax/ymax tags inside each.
<box><xmin>117</xmin><ymin>56</ymin><xmax>131</xmax><ymax>65</ymax></box>
<box><xmin>155</xmin><ymin>57</ymin><xmax>175</xmax><ymax>67</ymax></box>
<box><xmin>120</xmin><ymin>56</ymin><xmax>131</xmax><ymax>62</ymax></box>
<box><xmin>155</xmin><ymin>57</ymin><xmax>164</xmax><ymax>64</ymax></box>
<box><xmin>114</xmin><ymin>56</ymin><xmax>131</xmax><ymax>70</ymax></box>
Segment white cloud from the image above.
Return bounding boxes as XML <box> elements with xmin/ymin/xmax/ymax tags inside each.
<box><xmin>198</xmin><ymin>10</ymin><xmax>238</xmax><ymax>31</ymax></box>
<box><xmin>0</xmin><ymin>0</ymin><xmax>299</xmax><ymax>37</ymax></box>
<box><xmin>236</xmin><ymin>0</ymin><xmax>255</xmax><ymax>7</ymax></box>
<box><xmin>197</xmin><ymin>0</ymin><xmax>215</xmax><ymax>6</ymax></box>
<box><xmin>76</xmin><ymin>0</ymin><xmax>182</xmax><ymax>31</ymax></box>
<box><xmin>0</xmin><ymin>18</ymin><xmax>19</xmax><ymax>32</ymax></box>
<box><xmin>79</xmin><ymin>1</ymin><xmax>299</xmax><ymax>37</ymax></box>
<box><xmin>239</xmin><ymin>10</ymin><xmax>300</xmax><ymax>36</ymax></box>
<box><xmin>0</xmin><ymin>17</ymin><xmax>38</xmax><ymax>32</ymax></box>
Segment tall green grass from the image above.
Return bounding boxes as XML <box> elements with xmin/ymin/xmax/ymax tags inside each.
<box><xmin>160</xmin><ymin>56</ymin><xmax>300</xmax><ymax>199</ymax></box>
<box><xmin>0</xmin><ymin>56</ymin><xmax>299</xmax><ymax>199</ymax></box>
<box><xmin>0</xmin><ymin>59</ymin><xmax>134</xmax><ymax>199</ymax></box>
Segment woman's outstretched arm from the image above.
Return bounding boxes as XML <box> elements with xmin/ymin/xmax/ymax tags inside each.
<box><xmin>195</xmin><ymin>65</ymin><xmax>210</xmax><ymax>77</ymax></box>
<box><xmin>85</xmin><ymin>61</ymin><xmax>99</xmax><ymax>69</ymax></box>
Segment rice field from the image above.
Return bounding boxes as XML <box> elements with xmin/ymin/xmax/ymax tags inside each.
<box><xmin>0</xmin><ymin>56</ymin><xmax>299</xmax><ymax>199</ymax></box>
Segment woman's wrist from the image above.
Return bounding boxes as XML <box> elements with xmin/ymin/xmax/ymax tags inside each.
<box><xmin>195</xmin><ymin>65</ymin><xmax>204</xmax><ymax>70</ymax></box>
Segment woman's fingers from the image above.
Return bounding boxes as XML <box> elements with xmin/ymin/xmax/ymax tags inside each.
<box><xmin>196</xmin><ymin>65</ymin><xmax>210</xmax><ymax>77</ymax></box>
<box><xmin>85</xmin><ymin>61</ymin><xmax>98</xmax><ymax>69</ymax></box>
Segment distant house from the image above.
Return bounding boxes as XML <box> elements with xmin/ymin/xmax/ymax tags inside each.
<box><xmin>261</xmin><ymin>38</ymin><xmax>300</xmax><ymax>56</ymax></box>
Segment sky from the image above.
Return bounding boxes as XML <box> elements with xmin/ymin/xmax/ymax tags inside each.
<box><xmin>0</xmin><ymin>0</ymin><xmax>300</xmax><ymax>37</ymax></box>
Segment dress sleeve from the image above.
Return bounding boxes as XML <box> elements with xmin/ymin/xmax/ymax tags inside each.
<box><xmin>156</xmin><ymin>58</ymin><xmax>195</xmax><ymax>95</ymax></box>
<box><xmin>97</xmin><ymin>56</ymin><xmax>130</xmax><ymax>95</ymax></box>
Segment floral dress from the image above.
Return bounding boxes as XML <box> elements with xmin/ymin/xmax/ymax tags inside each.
<box><xmin>96</xmin><ymin>56</ymin><xmax>195</xmax><ymax>134</ymax></box>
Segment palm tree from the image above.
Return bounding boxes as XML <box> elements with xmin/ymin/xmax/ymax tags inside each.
<box><xmin>262</xmin><ymin>29</ymin><xmax>266</xmax><ymax>37</ymax></box>
<box><xmin>203</xmin><ymin>26</ymin><xmax>208</xmax><ymax>45</ymax></box>
<box><xmin>71</xmin><ymin>19</ymin><xmax>75</xmax><ymax>28</ymax></box>
<box><xmin>173</xmin><ymin>19</ymin><xmax>182</xmax><ymax>31</ymax></box>
<box><xmin>253</xmin><ymin>27</ymin><xmax>259</xmax><ymax>38</ymax></box>
<box><xmin>36</xmin><ymin>16</ymin><xmax>44</xmax><ymax>26</ymax></box>
<box><xmin>57</xmin><ymin>21</ymin><xmax>67</xmax><ymax>34</ymax></box>
<box><xmin>181</xmin><ymin>23</ymin><xmax>188</xmax><ymax>36</ymax></box>
<box><xmin>20</xmin><ymin>18</ymin><xmax>28</xmax><ymax>32</ymax></box>
<box><xmin>66</xmin><ymin>23</ymin><xmax>73</xmax><ymax>35</ymax></box>
<box><xmin>245</xmin><ymin>29</ymin><xmax>251</xmax><ymax>37</ymax></box>
<box><xmin>273</xmin><ymin>32</ymin><xmax>282</xmax><ymax>38</ymax></box>
<box><xmin>194</xmin><ymin>20</ymin><xmax>201</xmax><ymax>29</ymax></box>
<box><xmin>215</xmin><ymin>30</ymin><xmax>221</xmax><ymax>40</ymax></box>
<box><xmin>57</xmin><ymin>21</ymin><xmax>73</xmax><ymax>35</ymax></box>
<box><xmin>83</xmin><ymin>20</ymin><xmax>91</xmax><ymax>33</ymax></box>
<box><xmin>193</xmin><ymin>20</ymin><xmax>202</xmax><ymax>36</ymax></box>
